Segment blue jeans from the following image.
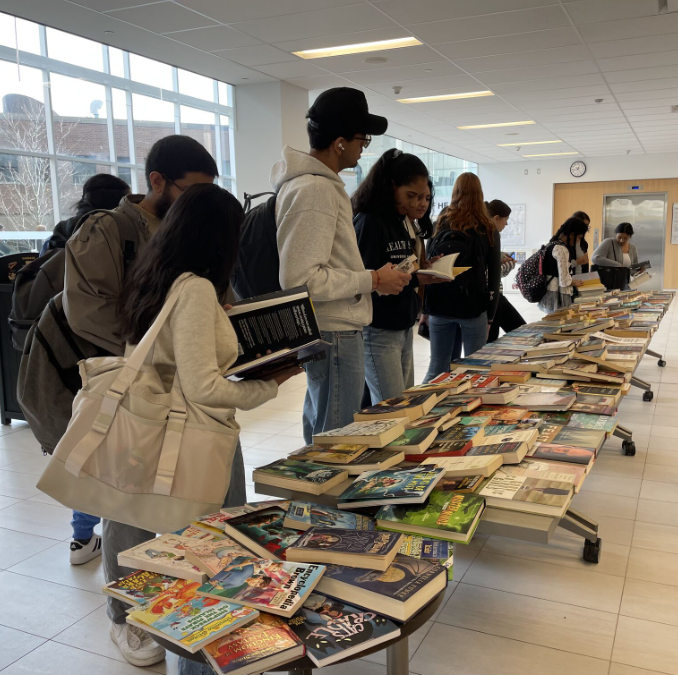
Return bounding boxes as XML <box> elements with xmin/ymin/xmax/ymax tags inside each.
<box><xmin>71</xmin><ymin>511</ymin><xmax>101</xmax><ymax>541</ymax></box>
<box><xmin>364</xmin><ymin>326</ymin><xmax>414</xmax><ymax>404</ymax></box>
<box><xmin>424</xmin><ymin>313</ymin><xmax>488</xmax><ymax>383</ymax></box>
<box><xmin>302</xmin><ymin>330</ymin><xmax>365</xmax><ymax>445</ymax></box>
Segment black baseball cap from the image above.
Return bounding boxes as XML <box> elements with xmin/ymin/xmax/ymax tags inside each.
<box><xmin>306</xmin><ymin>87</ymin><xmax>388</xmax><ymax>138</ymax></box>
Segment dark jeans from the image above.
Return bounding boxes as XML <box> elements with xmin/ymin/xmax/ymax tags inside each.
<box><xmin>487</xmin><ymin>294</ymin><xmax>526</xmax><ymax>343</ymax></box>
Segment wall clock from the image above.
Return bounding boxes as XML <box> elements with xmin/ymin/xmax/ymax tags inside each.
<box><xmin>570</xmin><ymin>161</ymin><xmax>586</xmax><ymax>178</ymax></box>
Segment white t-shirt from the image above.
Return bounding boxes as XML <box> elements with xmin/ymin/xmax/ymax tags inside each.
<box><xmin>622</xmin><ymin>252</ymin><xmax>632</xmax><ymax>268</ymax></box>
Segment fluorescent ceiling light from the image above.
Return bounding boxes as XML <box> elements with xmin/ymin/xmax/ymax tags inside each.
<box><xmin>293</xmin><ymin>37</ymin><xmax>422</xmax><ymax>60</ymax></box>
<box><xmin>398</xmin><ymin>91</ymin><xmax>494</xmax><ymax>104</ymax></box>
<box><xmin>458</xmin><ymin>121</ymin><xmax>535</xmax><ymax>129</ymax></box>
<box><xmin>522</xmin><ymin>151</ymin><xmax>580</xmax><ymax>157</ymax></box>
<box><xmin>497</xmin><ymin>140</ymin><xmax>563</xmax><ymax>147</ymax></box>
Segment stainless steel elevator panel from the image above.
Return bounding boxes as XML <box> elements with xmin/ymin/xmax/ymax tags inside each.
<box><xmin>603</xmin><ymin>194</ymin><xmax>666</xmax><ymax>291</ymax></box>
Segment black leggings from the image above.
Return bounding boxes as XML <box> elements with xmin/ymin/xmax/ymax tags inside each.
<box><xmin>488</xmin><ymin>294</ymin><xmax>526</xmax><ymax>343</ymax></box>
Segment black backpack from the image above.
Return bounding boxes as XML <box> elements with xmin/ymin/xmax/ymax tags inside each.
<box><xmin>516</xmin><ymin>241</ymin><xmax>560</xmax><ymax>303</ymax></box>
<box><xmin>424</xmin><ymin>229</ymin><xmax>491</xmax><ymax>319</ymax></box>
<box><xmin>231</xmin><ymin>192</ymin><xmax>280</xmax><ymax>300</ymax></box>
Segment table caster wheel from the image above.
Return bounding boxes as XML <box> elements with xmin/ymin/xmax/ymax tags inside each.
<box><xmin>583</xmin><ymin>537</ymin><xmax>602</xmax><ymax>564</ymax></box>
<box><xmin>658</xmin><ymin>359</ymin><xmax>667</xmax><ymax>367</ymax></box>
<box><xmin>623</xmin><ymin>440</ymin><xmax>636</xmax><ymax>456</ymax></box>
<box><xmin>643</xmin><ymin>391</ymin><xmax>654</xmax><ymax>402</ymax></box>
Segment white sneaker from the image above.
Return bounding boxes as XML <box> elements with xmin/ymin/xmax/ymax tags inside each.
<box><xmin>69</xmin><ymin>535</ymin><xmax>102</xmax><ymax>565</ymax></box>
<box><xmin>110</xmin><ymin>622</ymin><xmax>166</xmax><ymax>667</ymax></box>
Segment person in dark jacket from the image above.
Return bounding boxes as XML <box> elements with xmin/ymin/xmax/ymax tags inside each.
<box><xmin>423</xmin><ymin>172</ymin><xmax>501</xmax><ymax>382</ymax></box>
<box><xmin>353</xmin><ymin>150</ymin><xmax>446</xmax><ymax>403</ymax></box>
<box><xmin>571</xmin><ymin>210</ymin><xmax>591</xmax><ymax>274</ymax></box>
<box><xmin>41</xmin><ymin>174</ymin><xmax>130</xmax><ymax>255</ymax></box>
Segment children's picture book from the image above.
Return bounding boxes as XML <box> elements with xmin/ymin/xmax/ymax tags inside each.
<box><xmin>127</xmin><ymin>581</ymin><xmax>259</xmax><ymax>653</ymax></box>
<box><xmin>287</xmin><ymin>595</ymin><xmax>400</xmax><ymax>667</ymax></box>
<box><xmin>386</xmin><ymin>426</ymin><xmax>438</xmax><ymax>453</ymax></box>
<box><xmin>376</xmin><ymin>491</ymin><xmax>485</xmax><ymax>545</ymax></box>
<box><xmin>353</xmin><ymin>394</ymin><xmax>439</xmax><ymax>422</ymax></box>
<box><xmin>191</xmin><ymin>512</ymin><xmax>233</xmax><ymax>536</ymax></box>
<box><xmin>337</xmin><ymin>466</ymin><xmax>445</xmax><ymax>509</ymax></box>
<box><xmin>288</xmin><ymin>444</ymin><xmax>368</xmax><ymax>464</ymax></box>
<box><xmin>526</xmin><ymin>443</ymin><xmax>595</xmax><ymax>467</ymax></box>
<box><xmin>479</xmin><ymin>474</ymin><xmax>573</xmax><ymax>518</ymax></box>
<box><xmin>313</xmin><ymin>418</ymin><xmax>408</xmax><ymax>448</ymax></box>
<box><xmin>219</xmin><ymin>502</ymin><xmax>289</xmax><ymax>520</ymax></box>
<box><xmin>117</xmin><ymin>534</ymin><xmax>208</xmax><ymax>583</ymax></box>
<box><xmin>202</xmin><ymin>614</ymin><xmax>304</xmax><ymax>675</ymax></box>
<box><xmin>432</xmin><ymin>474</ymin><xmax>483</xmax><ymax>493</ymax></box>
<box><xmin>183</xmin><ymin>538</ymin><xmax>259</xmax><ymax>577</ymax></box>
<box><xmin>283</xmin><ymin>502</ymin><xmax>374</xmax><ymax>532</ymax></box>
<box><xmin>253</xmin><ymin>460</ymin><xmax>348</xmax><ymax>495</ymax></box>
<box><xmin>317</xmin><ymin>555</ymin><xmax>447</xmax><ymax>621</ymax></box>
<box><xmin>173</xmin><ymin>525</ymin><xmax>225</xmax><ymax>540</ymax></box>
<box><xmin>103</xmin><ymin>570</ymin><xmax>179</xmax><ymax>607</ymax></box>
<box><xmin>286</xmin><ymin>528</ymin><xmax>403</xmax><ymax>571</ymax></box>
<box><xmin>196</xmin><ymin>559</ymin><xmax>324</xmax><ymax>617</ymax></box>
<box><xmin>222</xmin><ymin>507</ymin><xmax>302</xmax><ymax>561</ymax></box>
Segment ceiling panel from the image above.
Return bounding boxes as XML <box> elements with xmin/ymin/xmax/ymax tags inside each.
<box><xmin>166</xmin><ymin>25</ymin><xmax>261</xmax><ymax>51</ymax></box>
<box><xmin>604</xmin><ymin>65</ymin><xmax>678</xmax><ymax>84</ymax></box>
<box><xmin>478</xmin><ymin>60</ymin><xmax>599</xmax><ymax>84</ymax></box>
<box><xmin>69</xmin><ymin>0</ymin><xmax>154</xmax><ymax>10</ymax></box>
<box><xmin>285</xmin><ymin>73</ymin><xmax>353</xmax><ymax>90</ymax></box>
<box><xmin>502</xmin><ymin>84</ymin><xmax>610</xmax><ymax>103</ymax></box>
<box><xmin>314</xmin><ymin>45</ymin><xmax>444</xmax><ymax>74</ymax></box>
<box><xmin>343</xmin><ymin>61</ymin><xmax>464</xmax><ymax>85</ymax></box>
<box><xmin>615</xmin><ymin>88</ymin><xmax>678</xmax><ymax>102</ymax></box>
<box><xmin>588</xmin><ymin>33</ymin><xmax>678</xmax><ymax>59</ymax></box>
<box><xmin>580</xmin><ymin>13</ymin><xmax>678</xmax><ymax>44</ymax></box>
<box><xmin>214</xmin><ymin>44</ymin><xmax>299</xmax><ymax>66</ymax></box>
<box><xmin>255</xmin><ymin>60</ymin><xmax>325</xmax><ymax>78</ymax></box>
<box><xmin>491</xmin><ymin>74</ymin><xmax>606</xmax><ymax>94</ymax></box>
<box><xmin>106</xmin><ymin>2</ymin><xmax>217</xmax><ymax>34</ymax></box>
<box><xmin>272</xmin><ymin>27</ymin><xmax>410</xmax><ymax>53</ymax></box>
<box><xmin>564</xmin><ymin>0</ymin><xmax>658</xmax><ymax>24</ymax></box>
<box><xmin>457</xmin><ymin>45</ymin><xmax>591</xmax><ymax>73</ymax></box>
<box><xmin>367</xmin><ymin>75</ymin><xmax>482</xmax><ymax>96</ymax></box>
<box><xmin>596</xmin><ymin>50</ymin><xmax>678</xmax><ymax>72</ymax></box>
<box><xmin>609</xmin><ymin>77</ymin><xmax>678</xmax><ymax>94</ymax></box>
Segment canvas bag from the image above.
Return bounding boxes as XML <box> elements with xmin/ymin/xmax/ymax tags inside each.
<box><xmin>36</xmin><ymin>277</ymin><xmax>238</xmax><ymax>534</ymax></box>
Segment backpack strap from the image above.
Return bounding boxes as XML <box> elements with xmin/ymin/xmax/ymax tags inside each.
<box><xmin>107</xmin><ymin>209</ymin><xmax>140</xmax><ymax>274</ymax></box>
<box><xmin>243</xmin><ymin>191</ymin><xmax>276</xmax><ymax>213</ymax></box>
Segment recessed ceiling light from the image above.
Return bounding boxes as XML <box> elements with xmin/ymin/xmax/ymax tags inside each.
<box><xmin>398</xmin><ymin>91</ymin><xmax>494</xmax><ymax>104</ymax></box>
<box><xmin>498</xmin><ymin>140</ymin><xmax>563</xmax><ymax>147</ymax></box>
<box><xmin>458</xmin><ymin>120</ymin><xmax>535</xmax><ymax>129</ymax></box>
<box><xmin>521</xmin><ymin>151</ymin><xmax>580</xmax><ymax>157</ymax></box>
<box><xmin>364</xmin><ymin>56</ymin><xmax>389</xmax><ymax>64</ymax></box>
<box><xmin>293</xmin><ymin>37</ymin><xmax>421</xmax><ymax>60</ymax></box>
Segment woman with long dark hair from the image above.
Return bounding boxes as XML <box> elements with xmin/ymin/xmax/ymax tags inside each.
<box><xmin>353</xmin><ymin>150</ymin><xmax>443</xmax><ymax>402</ymax></box>
<box><xmin>572</xmin><ymin>210</ymin><xmax>591</xmax><ymax>273</ymax></box>
<box><xmin>538</xmin><ymin>216</ymin><xmax>587</xmax><ymax>313</ymax></box>
<box><xmin>423</xmin><ymin>172</ymin><xmax>501</xmax><ymax>382</ymax></box>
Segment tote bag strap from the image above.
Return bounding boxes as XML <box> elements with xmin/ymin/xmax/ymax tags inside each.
<box><xmin>64</xmin><ymin>277</ymin><xmax>190</xmax><ymax>478</ymax></box>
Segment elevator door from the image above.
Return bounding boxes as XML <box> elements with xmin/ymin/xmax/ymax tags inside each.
<box><xmin>603</xmin><ymin>194</ymin><xmax>665</xmax><ymax>291</ymax></box>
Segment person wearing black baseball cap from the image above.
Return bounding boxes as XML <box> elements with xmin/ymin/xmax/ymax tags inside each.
<box><xmin>270</xmin><ymin>87</ymin><xmax>410</xmax><ymax>443</ymax></box>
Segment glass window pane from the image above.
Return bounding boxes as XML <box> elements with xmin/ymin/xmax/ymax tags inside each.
<box><xmin>219</xmin><ymin>115</ymin><xmax>231</xmax><ymax>177</ymax></box>
<box><xmin>0</xmin><ymin>154</ymin><xmax>53</xmax><ymax>232</ymax></box>
<box><xmin>131</xmin><ymin>93</ymin><xmax>174</xmax><ymax>166</ymax></box>
<box><xmin>217</xmin><ymin>81</ymin><xmax>229</xmax><ymax>106</ymax></box>
<box><xmin>0</xmin><ymin>61</ymin><xmax>48</xmax><ymax>152</ymax></box>
<box><xmin>129</xmin><ymin>53</ymin><xmax>173</xmax><ymax>91</ymax></box>
<box><xmin>109</xmin><ymin>46</ymin><xmax>126</xmax><ymax>78</ymax></box>
<box><xmin>178</xmin><ymin>69</ymin><xmax>214</xmax><ymax>102</ymax></box>
<box><xmin>0</xmin><ymin>12</ymin><xmax>41</xmax><ymax>54</ymax></box>
<box><xmin>136</xmin><ymin>168</ymin><xmax>147</xmax><ymax>194</ymax></box>
<box><xmin>57</xmin><ymin>160</ymin><xmax>111</xmax><ymax>217</ymax></box>
<box><xmin>112</xmin><ymin>88</ymin><xmax>130</xmax><ymax>164</ymax></box>
<box><xmin>180</xmin><ymin>106</ymin><xmax>216</xmax><ymax>158</ymax></box>
<box><xmin>50</xmin><ymin>73</ymin><xmax>109</xmax><ymax>160</ymax></box>
<box><xmin>46</xmin><ymin>27</ymin><xmax>104</xmax><ymax>71</ymax></box>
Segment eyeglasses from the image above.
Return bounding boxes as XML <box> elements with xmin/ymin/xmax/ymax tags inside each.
<box><xmin>354</xmin><ymin>135</ymin><xmax>372</xmax><ymax>148</ymax></box>
<box><xmin>162</xmin><ymin>174</ymin><xmax>186</xmax><ymax>192</ymax></box>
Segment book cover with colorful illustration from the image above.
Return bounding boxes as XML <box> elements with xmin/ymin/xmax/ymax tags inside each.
<box><xmin>567</xmin><ymin>413</ymin><xmax>618</xmax><ymax>433</ymax></box>
<box><xmin>398</xmin><ymin>535</ymin><xmax>453</xmax><ymax>578</ymax></box>
<box><xmin>288</xmin><ymin>444</ymin><xmax>368</xmax><ymax>464</ymax></box>
<box><xmin>104</xmin><ymin>570</ymin><xmax>179</xmax><ymax>606</ymax></box>
<box><xmin>202</xmin><ymin>614</ymin><xmax>303</xmax><ymax>675</ymax></box>
<box><xmin>290</xmin><ymin>528</ymin><xmax>401</xmax><ymax>559</ymax></box>
<box><xmin>253</xmin><ymin>459</ymin><xmax>347</xmax><ymax>485</ymax></box>
<box><xmin>527</xmin><ymin>443</ymin><xmax>595</xmax><ymax>466</ymax></box>
<box><xmin>183</xmin><ymin>538</ymin><xmax>258</xmax><ymax>577</ymax></box>
<box><xmin>472</xmin><ymin>407</ymin><xmax>529</xmax><ymax>423</ymax></box>
<box><xmin>386</xmin><ymin>426</ymin><xmax>437</xmax><ymax>451</ymax></box>
<box><xmin>283</xmin><ymin>502</ymin><xmax>374</xmax><ymax>531</ymax></box>
<box><xmin>287</xmin><ymin>595</ymin><xmax>400</xmax><ymax>667</ymax></box>
<box><xmin>432</xmin><ymin>475</ymin><xmax>483</xmax><ymax>493</ymax></box>
<box><xmin>338</xmin><ymin>467</ymin><xmax>444</xmax><ymax>505</ymax></box>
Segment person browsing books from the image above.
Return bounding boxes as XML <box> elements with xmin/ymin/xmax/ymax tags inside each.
<box><xmin>271</xmin><ymin>87</ymin><xmax>410</xmax><ymax>444</ymax></box>
<box><xmin>485</xmin><ymin>200</ymin><xmax>526</xmax><ymax>342</ymax></box>
<box><xmin>591</xmin><ymin>222</ymin><xmax>641</xmax><ymax>290</ymax></box>
<box><xmin>353</xmin><ymin>150</ymin><xmax>448</xmax><ymax>403</ymax></box>
<box><xmin>571</xmin><ymin>210</ymin><xmax>591</xmax><ymax>274</ymax></box>
<box><xmin>423</xmin><ymin>173</ymin><xmax>501</xmax><ymax>382</ymax></box>
<box><xmin>537</xmin><ymin>217</ymin><xmax>587</xmax><ymax>314</ymax></box>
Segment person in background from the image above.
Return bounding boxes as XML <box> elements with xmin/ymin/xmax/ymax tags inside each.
<box><xmin>271</xmin><ymin>88</ymin><xmax>409</xmax><ymax>443</ymax></box>
<box><xmin>353</xmin><ymin>150</ymin><xmax>447</xmax><ymax>403</ymax></box>
<box><xmin>591</xmin><ymin>222</ymin><xmax>640</xmax><ymax>289</ymax></box>
<box><xmin>41</xmin><ymin>174</ymin><xmax>131</xmax><ymax>255</ymax></box>
<box><xmin>538</xmin><ymin>216</ymin><xmax>587</xmax><ymax>314</ymax></box>
<box><xmin>571</xmin><ymin>210</ymin><xmax>591</xmax><ymax>274</ymax></box>
<box><xmin>423</xmin><ymin>173</ymin><xmax>501</xmax><ymax>382</ymax></box>
<box><xmin>485</xmin><ymin>200</ymin><xmax>526</xmax><ymax>342</ymax></box>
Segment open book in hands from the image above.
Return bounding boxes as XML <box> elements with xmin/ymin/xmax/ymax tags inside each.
<box><xmin>416</xmin><ymin>253</ymin><xmax>471</xmax><ymax>281</ymax></box>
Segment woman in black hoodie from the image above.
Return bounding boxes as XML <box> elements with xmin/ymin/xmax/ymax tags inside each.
<box><xmin>353</xmin><ymin>149</ymin><xmax>441</xmax><ymax>403</ymax></box>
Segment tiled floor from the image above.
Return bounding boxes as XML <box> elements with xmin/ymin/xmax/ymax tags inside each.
<box><xmin>1</xmin><ymin>295</ymin><xmax>677</xmax><ymax>675</ymax></box>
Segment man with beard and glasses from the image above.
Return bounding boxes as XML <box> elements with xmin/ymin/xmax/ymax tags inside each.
<box><xmin>62</xmin><ymin>135</ymin><xmax>218</xmax><ymax>668</ymax></box>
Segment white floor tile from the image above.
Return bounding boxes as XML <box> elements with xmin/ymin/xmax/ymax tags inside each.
<box><xmin>613</xmin><ymin>615</ymin><xmax>678</xmax><ymax>675</ymax></box>
<box><xmin>0</xmin><ymin>430</ymin><xmax>43</xmax><ymax>454</ymax></box>
<box><xmin>0</xmin><ymin>499</ymin><xmax>73</xmax><ymax>540</ymax></box>
<box><xmin>635</xmin><ymin>498</ymin><xmax>678</xmax><ymax>527</ymax></box>
<box><xmin>579</xmin><ymin>474</ymin><xmax>642</xmax><ymax>499</ymax></box>
<box><xmin>627</xmin><ymin>547</ymin><xmax>678</xmax><ymax>586</ymax></box>
<box><xmin>571</xmin><ymin>490</ymin><xmax>638</xmax><ymax>520</ymax></box>
<box><xmin>0</xmin><ymin>470</ymin><xmax>41</xmax><ymax>500</ymax></box>
<box><xmin>632</xmin><ymin>520</ymin><xmax>678</xmax><ymax>554</ymax></box>
<box><xmin>0</xmin><ymin>624</ymin><xmax>45</xmax><ymax>669</ymax></box>
<box><xmin>644</xmin><ymin>463</ymin><xmax>678</xmax><ymax>485</ymax></box>
<box><xmin>640</xmin><ymin>480</ymin><xmax>678</xmax><ymax>503</ymax></box>
<box><xmin>621</xmin><ymin>579</ymin><xmax>678</xmax><ymax>627</ymax></box>
<box><xmin>0</xmin><ymin>527</ymin><xmax>60</xmax><ymax>569</ymax></box>
<box><xmin>3</xmin><ymin>453</ymin><xmax>51</xmax><ymax>477</ymax></box>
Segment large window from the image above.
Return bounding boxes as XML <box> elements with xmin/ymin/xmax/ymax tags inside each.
<box><xmin>345</xmin><ymin>134</ymin><xmax>477</xmax><ymax>219</ymax></box>
<box><xmin>0</xmin><ymin>11</ymin><xmax>235</xmax><ymax>251</ymax></box>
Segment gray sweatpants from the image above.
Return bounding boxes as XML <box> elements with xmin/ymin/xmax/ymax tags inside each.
<box><xmin>103</xmin><ymin>443</ymin><xmax>247</xmax><ymax>623</ymax></box>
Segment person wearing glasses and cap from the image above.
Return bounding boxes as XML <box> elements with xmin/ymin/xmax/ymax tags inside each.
<box><xmin>271</xmin><ymin>87</ymin><xmax>410</xmax><ymax>444</ymax></box>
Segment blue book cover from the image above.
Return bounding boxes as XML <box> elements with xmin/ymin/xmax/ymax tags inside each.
<box><xmin>290</xmin><ymin>528</ymin><xmax>401</xmax><ymax>558</ymax></box>
<box><xmin>284</xmin><ymin>502</ymin><xmax>374</xmax><ymax>531</ymax></box>
<box><xmin>338</xmin><ymin>467</ymin><xmax>443</xmax><ymax>504</ymax></box>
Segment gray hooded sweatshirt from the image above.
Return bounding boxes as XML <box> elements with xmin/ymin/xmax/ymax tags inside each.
<box><xmin>271</xmin><ymin>146</ymin><xmax>373</xmax><ymax>332</ymax></box>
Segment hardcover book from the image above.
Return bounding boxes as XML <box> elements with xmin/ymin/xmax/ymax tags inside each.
<box><xmin>288</xmin><ymin>444</ymin><xmax>368</xmax><ymax>465</ymax></box>
<box><xmin>376</xmin><ymin>491</ymin><xmax>485</xmax><ymax>545</ymax></box>
<box><xmin>253</xmin><ymin>460</ymin><xmax>348</xmax><ymax>495</ymax></box>
<box><xmin>202</xmin><ymin>614</ymin><xmax>303</xmax><ymax>675</ymax></box>
<box><xmin>196</xmin><ymin>559</ymin><xmax>324</xmax><ymax>617</ymax></box>
<box><xmin>479</xmin><ymin>474</ymin><xmax>573</xmax><ymax>517</ymax></box>
<box><xmin>313</xmin><ymin>418</ymin><xmax>408</xmax><ymax>448</ymax></box>
<box><xmin>287</xmin><ymin>595</ymin><xmax>400</xmax><ymax>667</ymax></box>
<box><xmin>286</xmin><ymin>528</ymin><xmax>403</xmax><ymax>571</ymax></box>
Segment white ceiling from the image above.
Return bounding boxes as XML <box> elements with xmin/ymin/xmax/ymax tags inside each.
<box><xmin>6</xmin><ymin>0</ymin><xmax>678</xmax><ymax>164</ymax></box>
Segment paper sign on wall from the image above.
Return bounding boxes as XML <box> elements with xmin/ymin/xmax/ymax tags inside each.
<box><xmin>672</xmin><ymin>203</ymin><xmax>678</xmax><ymax>245</ymax></box>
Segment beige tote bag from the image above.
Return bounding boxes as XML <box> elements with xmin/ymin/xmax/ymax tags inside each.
<box><xmin>37</xmin><ymin>276</ymin><xmax>238</xmax><ymax>533</ymax></box>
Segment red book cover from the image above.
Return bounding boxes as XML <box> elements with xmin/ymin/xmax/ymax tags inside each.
<box><xmin>405</xmin><ymin>441</ymin><xmax>472</xmax><ymax>462</ymax></box>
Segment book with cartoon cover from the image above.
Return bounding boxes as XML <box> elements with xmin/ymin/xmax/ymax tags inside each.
<box><xmin>283</xmin><ymin>502</ymin><xmax>374</xmax><ymax>531</ymax></box>
<box><xmin>196</xmin><ymin>559</ymin><xmax>324</xmax><ymax>617</ymax></box>
<box><xmin>183</xmin><ymin>538</ymin><xmax>259</xmax><ymax>577</ymax></box>
<box><xmin>103</xmin><ymin>570</ymin><xmax>179</xmax><ymax>607</ymax></box>
<box><xmin>287</xmin><ymin>594</ymin><xmax>400</xmax><ymax>667</ymax></box>
<box><xmin>127</xmin><ymin>585</ymin><xmax>259</xmax><ymax>653</ymax></box>
<box><xmin>202</xmin><ymin>614</ymin><xmax>304</xmax><ymax>675</ymax></box>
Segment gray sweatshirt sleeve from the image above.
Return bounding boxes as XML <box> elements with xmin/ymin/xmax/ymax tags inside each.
<box><xmin>591</xmin><ymin>238</ymin><xmax>622</xmax><ymax>268</ymax></box>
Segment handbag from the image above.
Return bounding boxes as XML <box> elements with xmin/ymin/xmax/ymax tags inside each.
<box><xmin>37</xmin><ymin>276</ymin><xmax>239</xmax><ymax>534</ymax></box>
